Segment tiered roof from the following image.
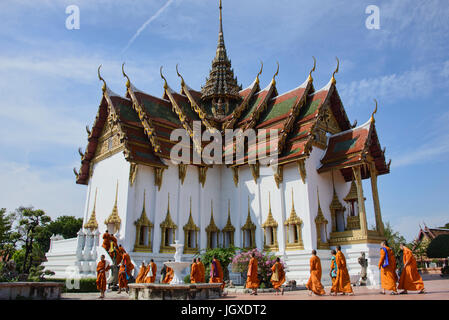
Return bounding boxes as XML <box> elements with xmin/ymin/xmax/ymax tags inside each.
<box><xmin>75</xmin><ymin>3</ymin><xmax>390</xmax><ymax>185</ymax></box>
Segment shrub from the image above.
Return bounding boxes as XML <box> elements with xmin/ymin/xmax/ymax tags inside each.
<box><xmin>231</xmin><ymin>248</ymin><xmax>284</xmax><ymax>287</ymax></box>
<box><xmin>184</xmin><ymin>274</ymin><xmax>191</xmax><ymax>284</ymax></box>
<box><xmin>197</xmin><ymin>246</ymin><xmax>239</xmax><ymax>281</ymax></box>
<box><xmin>427</xmin><ymin>235</ymin><xmax>449</xmax><ymax>258</ymax></box>
<box><xmin>42</xmin><ymin>278</ymin><xmax>98</xmax><ymax>293</ymax></box>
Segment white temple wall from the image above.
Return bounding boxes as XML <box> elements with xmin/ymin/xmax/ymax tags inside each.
<box><xmin>83</xmin><ymin>152</ymin><xmax>130</xmax><ymax>244</ymax></box>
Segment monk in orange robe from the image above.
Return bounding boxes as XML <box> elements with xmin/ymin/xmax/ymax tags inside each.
<box><xmin>197</xmin><ymin>258</ymin><xmax>205</xmax><ymax>282</ymax></box>
<box><xmin>144</xmin><ymin>259</ymin><xmax>157</xmax><ymax>283</ymax></box>
<box><xmin>190</xmin><ymin>258</ymin><xmax>200</xmax><ymax>283</ymax></box>
<box><xmin>329</xmin><ymin>250</ymin><xmax>337</xmax><ymax>285</ymax></box>
<box><xmin>306</xmin><ymin>250</ymin><xmax>326</xmax><ymax>296</ymax></box>
<box><xmin>246</xmin><ymin>253</ymin><xmax>259</xmax><ymax>295</ymax></box>
<box><xmin>102</xmin><ymin>230</ymin><xmax>111</xmax><ymax>251</ymax></box>
<box><xmin>122</xmin><ymin>251</ymin><xmax>134</xmax><ymax>278</ymax></box>
<box><xmin>378</xmin><ymin>241</ymin><xmax>398</xmax><ymax>295</ymax></box>
<box><xmin>163</xmin><ymin>266</ymin><xmax>174</xmax><ymax>284</ymax></box>
<box><xmin>96</xmin><ymin>254</ymin><xmax>111</xmax><ymax>299</ymax></box>
<box><xmin>270</xmin><ymin>257</ymin><xmax>285</xmax><ymax>295</ymax></box>
<box><xmin>135</xmin><ymin>261</ymin><xmax>147</xmax><ymax>284</ymax></box>
<box><xmin>117</xmin><ymin>260</ymin><xmax>129</xmax><ymax>294</ymax></box>
<box><xmin>209</xmin><ymin>256</ymin><xmax>225</xmax><ymax>290</ymax></box>
<box><xmin>398</xmin><ymin>243</ymin><xmax>425</xmax><ymax>294</ymax></box>
<box><xmin>330</xmin><ymin>246</ymin><xmax>354</xmax><ymax>296</ymax></box>
<box><xmin>115</xmin><ymin>244</ymin><xmax>125</xmax><ymax>265</ymax></box>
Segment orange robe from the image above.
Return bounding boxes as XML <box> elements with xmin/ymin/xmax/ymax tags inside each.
<box><xmin>246</xmin><ymin>257</ymin><xmax>260</xmax><ymax>289</ymax></box>
<box><xmin>144</xmin><ymin>262</ymin><xmax>157</xmax><ymax>283</ymax></box>
<box><xmin>162</xmin><ymin>267</ymin><xmax>174</xmax><ymax>284</ymax></box>
<box><xmin>209</xmin><ymin>259</ymin><xmax>225</xmax><ymax>289</ymax></box>
<box><xmin>398</xmin><ymin>247</ymin><xmax>424</xmax><ymax>291</ymax></box>
<box><xmin>118</xmin><ymin>264</ymin><xmax>128</xmax><ymax>289</ymax></box>
<box><xmin>122</xmin><ymin>253</ymin><xmax>134</xmax><ymax>277</ymax></box>
<box><xmin>116</xmin><ymin>246</ymin><xmax>125</xmax><ymax>265</ymax></box>
<box><xmin>270</xmin><ymin>262</ymin><xmax>285</xmax><ymax>290</ymax></box>
<box><xmin>306</xmin><ymin>255</ymin><xmax>326</xmax><ymax>295</ymax></box>
<box><xmin>190</xmin><ymin>262</ymin><xmax>200</xmax><ymax>283</ymax></box>
<box><xmin>331</xmin><ymin>251</ymin><xmax>353</xmax><ymax>293</ymax></box>
<box><xmin>379</xmin><ymin>246</ymin><xmax>398</xmax><ymax>291</ymax></box>
<box><xmin>102</xmin><ymin>233</ymin><xmax>111</xmax><ymax>251</ymax></box>
<box><xmin>135</xmin><ymin>265</ymin><xmax>147</xmax><ymax>283</ymax></box>
<box><xmin>197</xmin><ymin>261</ymin><xmax>205</xmax><ymax>282</ymax></box>
<box><xmin>96</xmin><ymin>260</ymin><xmax>110</xmax><ymax>292</ymax></box>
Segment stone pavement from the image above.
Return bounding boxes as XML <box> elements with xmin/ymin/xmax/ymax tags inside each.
<box><xmin>61</xmin><ymin>274</ymin><xmax>449</xmax><ymax>300</ymax></box>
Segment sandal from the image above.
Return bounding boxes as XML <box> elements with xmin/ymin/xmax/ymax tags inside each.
<box><xmin>418</xmin><ymin>290</ymin><xmax>425</xmax><ymax>294</ymax></box>
<box><xmin>379</xmin><ymin>291</ymin><xmax>385</xmax><ymax>295</ymax></box>
<box><xmin>390</xmin><ymin>292</ymin><xmax>398</xmax><ymax>295</ymax></box>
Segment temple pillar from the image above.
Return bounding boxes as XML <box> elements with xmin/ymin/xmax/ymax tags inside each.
<box><xmin>369</xmin><ymin>162</ymin><xmax>385</xmax><ymax>236</ymax></box>
<box><xmin>352</xmin><ymin>165</ymin><xmax>368</xmax><ymax>237</ymax></box>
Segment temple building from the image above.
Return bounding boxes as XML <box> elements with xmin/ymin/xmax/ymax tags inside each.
<box><xmin>44</xmin><ymin>1</ymin><xmax>390</xmax><ymax>286</ymax></box>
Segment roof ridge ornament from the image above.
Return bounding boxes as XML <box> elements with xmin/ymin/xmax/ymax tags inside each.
<box><xmin>256</xmin><ymin>60</ymin><xmax>263</xmax><ymax>85</ymax></box>
<box><xmin>331</xmin><ymin>57</ymin><xmax>339</xmax><ymax>84</ymax></box>
<box><xmin>97</xmin><ymin>65</ymin><xmax>107</xmax><ymax>93</ymax></box>
<box><xmin>160</xmin><ymin>66</ymin><xmax>168</xmax><ymax>90</ymax></box>
<box><xmin>308</xmin><ymin>56</ymin><xmax>317</xmax><ymax>82</ymax></box>
<box><xmin>371</xmin><ymin>99</ymin><xmax>378</xmax><ymax>123</ymax></box>
<box><xmin>175</xmin><ymin>64</ymin><xmax>186</xmax><ymax>87</ymax></box>
<box><xmin>122</xmin><ymin>63</ymin><xmax>131</xmax><ymax>89</ymax></box>
<box><xmin>271</xmin><ymin>61</ymin><xmax>280</xmax><ymax>85</ymax></box>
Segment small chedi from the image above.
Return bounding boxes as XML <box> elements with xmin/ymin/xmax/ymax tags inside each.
<box><xmin>44</xmin><ymin>0</ymin><xmax>390</xmax><ymax>287</ymax></box>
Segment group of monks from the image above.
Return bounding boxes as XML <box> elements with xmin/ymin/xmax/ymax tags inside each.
<box><xmin>305</xmin><ymin>242</ymin><xmax>426</xmax><ymax>296</ymax></box>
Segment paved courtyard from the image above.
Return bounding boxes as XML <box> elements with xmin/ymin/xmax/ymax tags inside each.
<box><xmin>61</xmin><ymin>274</ymin><xmax>449</xmax><ymax>300</ymax></box>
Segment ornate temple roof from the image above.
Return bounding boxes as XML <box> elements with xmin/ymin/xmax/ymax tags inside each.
<box><xmin>74</xmin><ymin>3</ymin><xmax>390</xmax><ymax>185</ymax></box>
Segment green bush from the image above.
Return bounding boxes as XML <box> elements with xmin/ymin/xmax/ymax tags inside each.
<box><xmin>184</xmin><ymin>274</ymin><xmax>191</xmax><ymax>284</ymax></box>
<box><xmin>42</xmin><ymin>278</ymin><xmax>98</xmax><ymax>293</ymax></box>
<box><xmin>427</xmin><ymin>235</ymin><xmax>449</xmax><ymax>258</ymax></box>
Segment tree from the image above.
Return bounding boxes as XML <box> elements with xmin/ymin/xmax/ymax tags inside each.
<box><xmin>37</xmin><ymin>215</ymin><xmax>83</xmax><ymax>253</ymax></box>
<box><xmin>14</xmin><ymin>207</ymin><xmax>51</xmax><ymax>274</ymax></box>
<box><xmin>198</xmin><ymin>246</ymin><xmax>239</xmax><ymax>281</ymax></box>
<box><xmin>411</xmin><ymin>237</ymin><xmax>430</xmax><ymax>268</ymax></box>
<box><xmin>0</xmin><ymin>208</ymin><xmax>20</xmax><ymax>262</ymax></box>
<box><xmin>441</xmin><ymin>223</ymin><xmax>449</xmax><ymax>229</ymax></box>
<box><xmin>427</xmin><ymin>234</ymin><xmax>449</xmax><ymax>259</ymax></box>
<box><xmin>383</xmin><ymin>221</ymin><xmax>407</xmax><ymax>256</ymax></box>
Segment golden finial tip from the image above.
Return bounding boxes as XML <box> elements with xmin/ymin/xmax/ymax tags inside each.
<box><xmin>97</xmin><ymin>64</ymin><xmax>106</xmax><ymax>92</ymax></box>
<box><xmin>331</xmin><ymin>57</ymin><xmax>339</xmax><ymax>84</ymax></box>
<box><xmin>122</xmin><ymin>62</ymin><xmax>130</xmax><ymax>89</ymax></box>
<box><xmin>371</xmin><ymin>99</ymin><xmax>378</xmax><ymax>122</ymax></box>
<box><xmin>308</xmin><ymin>56</ymin><xmax>317</xmax><ymax>82</ymax></box>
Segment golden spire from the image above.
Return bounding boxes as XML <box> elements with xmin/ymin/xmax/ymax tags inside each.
<box><xmin>371</xmin><ymin>98</ymin><xmax>378</xmax><ymax>123</ymax></box>
<box><xmin>308</xmin><ymin>56</ymin><xmax>316</xmax><ymax>82</ymax></box>
<box><xmin>223</xmin><ymin>199</ymin><xmax>235</xmax><ymax>232</ymax></box>
<box><xmin>331</xmin><ymin>57</ymin><xmax>339</xmax><ymax>84</ymax></box>
<box><xmin>176</xmin><ymin>64</ymin><xmax>186</xmax><ymax>87</ymax></box>
<box><xmin>262</xmin><ymin>192</ymin><xmax>277</xmax><ymax>228</ymax></box>
<box><xmin>104</xmin><ymin>181</ymin><xmax>122</xmax><ymax>228</ymax></box>
<box><xmin>136</xmin><ymin>190</ymin><xmax>151</xmax><ymax>225</ymax></box>
<box><xmin>84</xmin><ymin>188</ymin><xmax>99</xmax><ymax>230</ymax></box>
<box><xmin>160</xmin><ymin>66</ymin><xmax>168</xmax><ymax>90</ymax></box>
<box><xmin>255</xmin><ymin>61</ymin><xmax>263</xmax><ymax>85</ymax></box>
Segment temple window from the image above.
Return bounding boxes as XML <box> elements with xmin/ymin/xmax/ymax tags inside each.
<box><xmin>206</xmin><ymin>200</ymin><xmax>220</xmax><ymax>249</ymax></box>
<box><xmin>241</xmin><ymin>197</ymin><xmax>256</xmax><ymax>250</ymax></box>
<box><xmin>133</xmin><ymin>190</ymin><xmax>153</xmax><ymax>252</ymax></box>
<box><xmin>262</xmin><ymin>194</ymin><xmax>278</xmax><ymax>251</ymax></box>
<box><xmin>183</xmin><ymin>198</ymin><xmax>199</xmax><ymax>254</ymax></box>
<box><xmin>284</xmin><ymin>190</ymin><xmax>304</xmax><ymax>251</ymax></box>
<box><xmin>344</xmin><ymin>179</ymin><xmax>361</xmax><ymax>230</ymax></box>
<box><xmin>315</xmin><ymin>189</ymin><xmax>329</xmax><ymax>249</ymax></box>
<box><xmin>104</xmin><ymin>181</ymin><xmax>121</xmax><ymax>235</ymax></box>
<box><xmin>160</xmin><ymin>194</ymin><xmax>177</xmax><ymax>254</ymax></box>
<box><xmin>329</xmin><ymin>180</ymin><xmax>346</xmax><ymax>233</ymax></box>
<box><xmin>221</xmin><ymin>200</ymin><xmax>235</xmax><ymax>248</ymax></box>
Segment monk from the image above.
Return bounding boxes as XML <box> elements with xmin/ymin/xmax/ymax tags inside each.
<box><xmin>270</xmin><ymin>257</ymin><xmax>285</xmax><ymax>295</ymax></box>
<box><xmin>190</xmin><ymin>258</ymin><xmax>200</xmax><ymax>283</ymax></box>
<box><xmin>117</xmin><ymin>260</ymin><xmax>129</xmax><ymax>294</ymax></box>
<box><xmin>306</xmin><ymin>250</ymin><xmax>326</xmax><ymax>296</ymax></box>
<box><xmin>135</xmin><ymin>261</ymin><xmax>147</xmax><ymax>284</ymax></box>
<box><xmin>116</xmin><ymin>244</ymin><xmax>125</xmax><ymax>265</ymax></box>
<box><xmin>96</xmin><ymin>254</ymin><xmax>111</xmax><ymax>299</ymax></box>
<box><xmin>378</xmin><ymin>241</ymin><xmax>398</xmax><ymax>295</ymax></box>
<box><xmin>122</xmin><ymin>251</ymin><xmax>134</xmax><ymax>280</ymax></box>
<box><xmin>197</xmin><ymin>258</ymin><xmax>206</xmax><ymax>282</ymax></box>
<box><xmin>209</xmin><ymin>256</ymin><xmax>225</xmax><ymax>290</ymax></box>
<box><xmin>163</xmin><ymin>265</ymin><xmax>174</xmax><ymax>284</ymax></box>
<box><xmin>329</xmin><ymin>250</ymin><xmax>337</xmax><ymax>285</ymax></box>
<box><xmin>102</xmin><ymin>230</ymin><xmax>111</xmax><ymax>251</ymax></box>
<box><xmin>246</xmin><ymin>253</ymin><xmax>259</xmax><ymax>295</ymax></box>
<box><xmin>330</xmin><ymin>246</ymin><xmax>354</xmax><ymax>296</ymax></box>
<box><xmin>398</xmin><ymin>243</ymin><xmax>425</xmax><ymax>294</ymax></box>
<box><xmin>144</xmin><ymin>259</ymin><xmax>157</xmax><ymax>283</ymax></box>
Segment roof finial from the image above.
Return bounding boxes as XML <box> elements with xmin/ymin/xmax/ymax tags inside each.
<box><xmin>167</xmin><ymin>193</ymin><xmax>170</xmax><ymax>213</ymax></box>
<box><xmin>371</xmin><ymin>99</ymin><xmax>378</xmax><ymax>122</ymax></box>
<box><xmin>114</xmin><ymin>180</ymin><xmax>119</xmax><ymax>206</ymax></box>
<box><xmin>160</xmin><ymin>66</ymin><xmax>168</xmax><ymax>90</ymax></box>
<box><xmin>256</xmin><ymin>60</ymin><xmax>263</xmax><ymax>85</ymax></box>
<box><xmin>176</xmin><ymin>64</ymin><xmax>185</xmax><ymax>87</ymax></box>
<box><xmin>122</xmin><ymin>62</ymin><xmax>131</xmax><ymax>89</ymax></box>
<box><xmin>272</xmin><ymin>61</ymin><xmax>279</xmax><ymax>85</ymax></box>
<box><xmin>142</xmin><ymin>189</ymin><xmax>146</xmax><ymax>211</ymax></box>
<box><xmin>97</xmin><ymin>65</ymin><xmax>107</xmax><ymax>93</ymax></box>
<box><xmin>308</xmin><ymin>56</ymin><xmax>316</xmax><ymax>82</ymax></box>
<box><xmin>331</xmin><ymin>57</ymin><xmax>339</xmax><ymax>84</ymax></box>
<box><xmin>219</xmin><ymin>0</ymin><xmax>223</xmax><ymax>34</ymax></box>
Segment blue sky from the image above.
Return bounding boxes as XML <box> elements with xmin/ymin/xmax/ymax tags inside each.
<box><xmin>0</xmin><ymin>0</ymin><xmax>448</xmax><ymax>242</ymax></box>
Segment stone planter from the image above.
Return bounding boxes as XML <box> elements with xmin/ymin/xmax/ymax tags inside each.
<box><xmin>0</xmin><ymin>282</ymin><xmax>64</xmax><ymax>300</ymax></box>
